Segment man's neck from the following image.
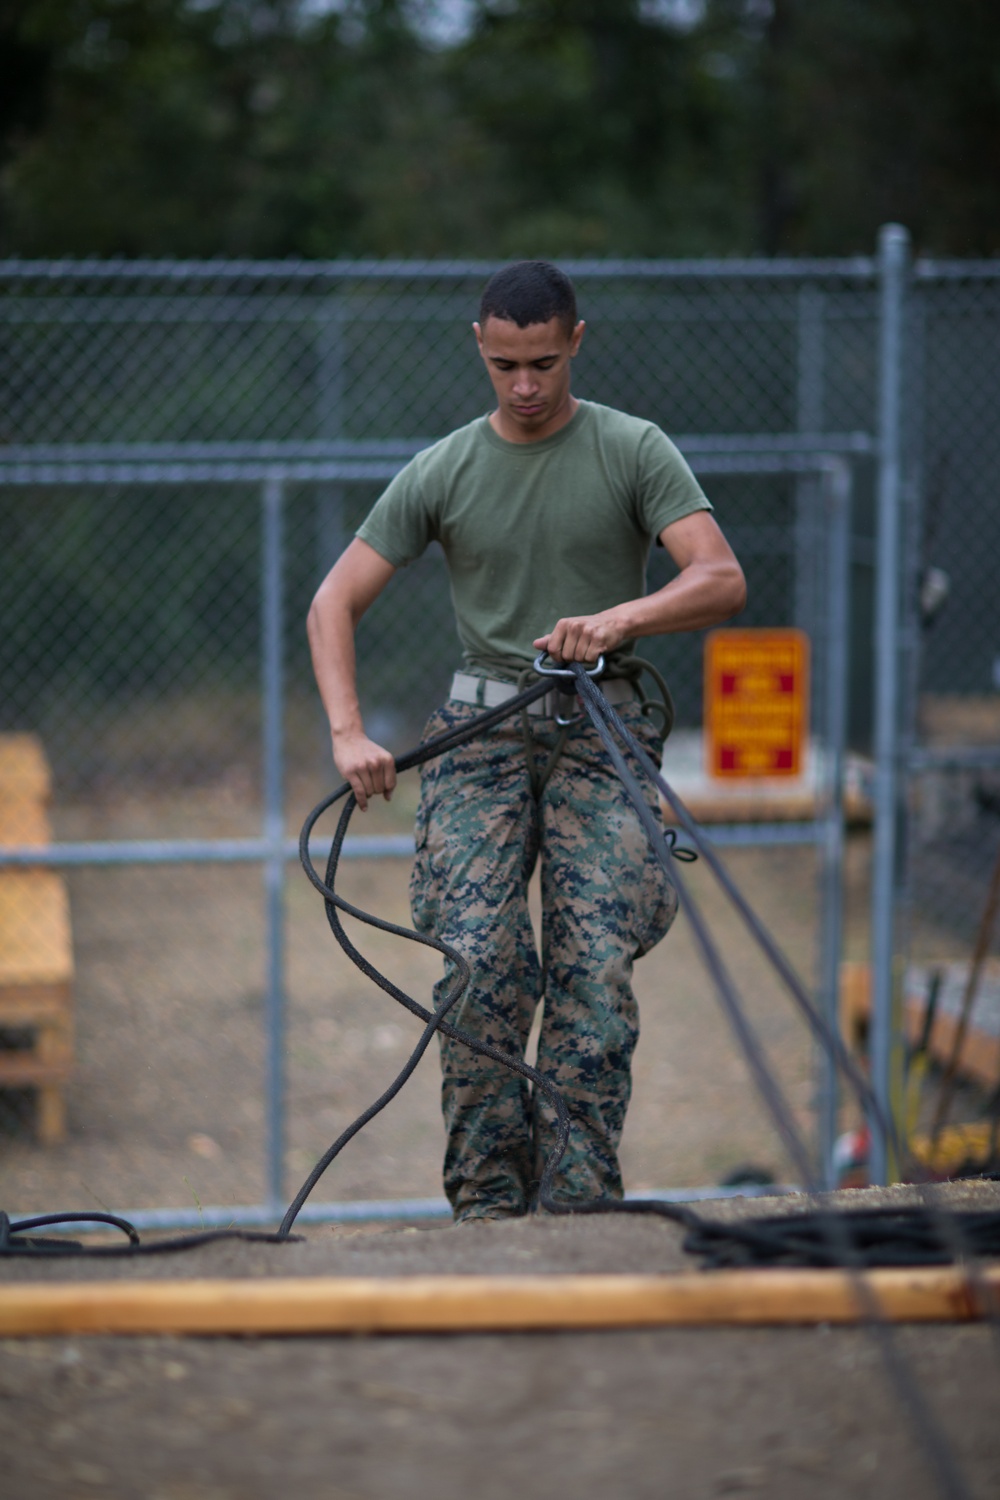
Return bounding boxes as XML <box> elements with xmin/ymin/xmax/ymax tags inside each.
<box><xmin>489</xmin><ymin>394</ymin><xmax>580</xmax><ymax>444</ymax></box>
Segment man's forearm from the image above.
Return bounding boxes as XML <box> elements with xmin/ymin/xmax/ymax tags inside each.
<box><xmin>307</xmin><ymin>592</ymin><xmax>366</xmax><ymax>739</ymax></box>
<box><xmin>306</xmin><ymin>540</ymin><xmax>399</xmax><ymax>808</ymax></box>
<box><xmin>616</xmin><ymin>557</ymin><xmax>747</xmax><ymax>638</ymax></box>
<box><xmin>536</xmin><ymin>557</ymin><xmax>746</xmax><ymax>663</ymax></box>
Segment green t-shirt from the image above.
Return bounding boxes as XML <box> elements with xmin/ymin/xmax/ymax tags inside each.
<box><xmin>356</xmin><ymin>399</ymin><xmax>711</xmax><ymax>680</ymax></box>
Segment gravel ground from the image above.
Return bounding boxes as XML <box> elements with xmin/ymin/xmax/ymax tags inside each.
<box><xmin>1</xmin><ymin>1184</ymin><xmax>998</xmax><ymax>1500</ymax></box>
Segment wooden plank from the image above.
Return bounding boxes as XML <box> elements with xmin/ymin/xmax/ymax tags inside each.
<box><xmin>0</xmin><ymin>983</ymin><xmax>74</xmax><ymax>1022</ymax></box>
<box><xmin>659</xmin><ymin>785</ymin><xmax>870</xmax><ymax>826</ymax></box>
<box><xmin>0</xmin><ymin>1267</ymin><xmax>996</xmax><ymax>1338</ymax></box>
<box><xmin>839</xmin><ymin>960</ymin><xmax>871</xmax><ymax>1046</ymax></box>
<box><xmin>0</xmin><ymin>733</ymin><xmax>74</xmax><ymax>1144</ymax></box>
<box><xmin>0</xmin><ymin>871</ymin><xmax>74</xmax><ymax>986</ymax></box>
<box><xmin>923</xmin><ymin>1011</ymin><xmax>1000</xmax><ymax>1092</ymax></box>
<box><xmin>0</xmin><ymin>799</ymin><xmax>52</xmax><ymax>848</ymax></box>
<box><xmin>36</xmin><ymin>1081</ymin><xmax>67</xmax><ymax>1145</ymax></box>
<box><xmin>0</xmin><ymin>1054</ymin><xmax>72</xmax><ymax>1085</ymax></box>
<box><xmin>839</xmin><ymin>961</ymin><xmax>1000</xmax><ymax>1090</ymax></box>
<box><xmin>672</xmin><ymin>789</ymin><xmax>819</xmax><ymax>823</ymax></box>
<box><xmin>0</xmin><ymin>734</ymin><xmax>52</xmax><ymax>807</ymax></box>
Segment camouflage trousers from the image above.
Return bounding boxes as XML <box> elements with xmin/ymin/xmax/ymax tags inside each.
<box><xmin>409</xmin><ymin>697</ymin><xmax>679</xmax><ymax>1221</ymax></box>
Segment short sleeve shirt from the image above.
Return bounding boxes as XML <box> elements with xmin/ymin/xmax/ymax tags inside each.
<box><xmin>356</xmin><ymin>399</ymin><xmax>711</xmax><ymax>680</ymax></box>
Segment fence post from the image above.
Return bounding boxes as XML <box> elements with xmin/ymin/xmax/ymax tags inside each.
<box><xmin>262</xmin><ymin>474</ymin><xmax>287</xmax><ymax>1215</ymax></box>
<box><xmin>818</xmin><ymin>457</ymin><xmax>851</xmax><ymax>1188</ymax></box>
<box><xmin>870</xmin><ymin>224</ymin><xmax>911</xmax><ymax>1184</ymax></box>
<box><xmin>794</xmin><ymin>287</ymin><xmax>825</xmax><ymax>648</ymax></box>
<box><xmin>315</xmin><ymin>298</ymin><xmax>346</xmax><ymax>575</ymax></box>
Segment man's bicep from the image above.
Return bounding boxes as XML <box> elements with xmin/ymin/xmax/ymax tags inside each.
<box><xmin>319</xmin><ymin>538</ymin><xmax>397</xmax><ymax>618</ymax></box>
<box><xmin>658</xmin><ymin>510</ymin><xmax>739</xmax><ymax>571</ymax></box>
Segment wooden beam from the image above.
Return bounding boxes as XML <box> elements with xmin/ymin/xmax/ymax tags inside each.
<box><xmin>0</xmin><ymin>1267</ymin><xmax>997</xmax><ymax>1337</ymax></box>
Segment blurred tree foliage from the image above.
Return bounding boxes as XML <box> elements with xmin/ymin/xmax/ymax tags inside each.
<box><xmin>1</xmin><ymin>0</ymin><xmax>998</xmax><ymax>258</ymax></box>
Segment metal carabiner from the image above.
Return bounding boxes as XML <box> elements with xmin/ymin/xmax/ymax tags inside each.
<box><xmin>532</xmin><ymin>653</ymin><xmax>606</xmax><ymax>726</ymax></box>
<box><xmin>532</xmin><ymin>652</ymin><xmax>606</xmax><ymax>681</ymax></box>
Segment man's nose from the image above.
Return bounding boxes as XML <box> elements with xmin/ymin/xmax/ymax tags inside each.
<box><xmin>512</xmin><ymin>366</ymin><xmax>538</xmax><ymax>393</ymax></box>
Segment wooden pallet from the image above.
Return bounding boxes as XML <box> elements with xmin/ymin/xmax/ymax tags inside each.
<box><xmin>0</xmin><ymin>733</ymin><xmax>75</xmax><ymax>1143</ymax></box>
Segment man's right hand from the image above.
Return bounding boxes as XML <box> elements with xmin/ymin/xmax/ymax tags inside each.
<box><xmin>308</xmin><ymin>539</ymin><xmax>400</xmax><ymax>812</ymax></box>
<box><xmin>332</xmin><ymin>731</ymin><xmax>397</xmax><ymax>812</ymax></box>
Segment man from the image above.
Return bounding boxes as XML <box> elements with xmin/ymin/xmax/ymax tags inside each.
<box><xmin>307</xmin><ymin>261</ymin><xmax>745</xmax><ymax>1222</ymax></box>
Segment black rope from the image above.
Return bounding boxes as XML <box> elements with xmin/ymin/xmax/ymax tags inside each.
<box><xmin>283</xmin><ymin>662</ymin><xmax>988</xmax><ymax>1500</ymax></box>
<box><xmin>4</xmin><ymin>665</ymin><xmax>994</xmax><ymax>1498</ymax></box>
<box><xmin>566</xmin><ymin>665</ymin><xmax>986</xmax><ymax>1500</ymax></box>
<box><xmin>3</xmin><ymin>666</ymin><xmax>996</xmax><ymax>1500</ymax></box>
<box><xmin>286</xmin><ymin>666</ymin><xmax>993</xmax><ymax>1258</ymax></box>
<box><xmin>572</xmin><ymin>665</ymin><xmax>901</xmax><ymax>1159</ymax></box>
<box><xmin>0</xmin><ymin>681</ymin><xmax>564</xmax><ymax>1259</ymax></box>
<box><xmin>281</xmin><ymin>677</ymin><xmax>701</xmax><ymax>1241</ymax></box>
<box><xmin>0</xmin><ymin>1210</ymin><xmax>292</xmax><ymax>1257</ymax></box>
<box><xmin>684</xmin><ymin>1205</ymin><xmax>1000</xmax><ymax>1271</ymax></box>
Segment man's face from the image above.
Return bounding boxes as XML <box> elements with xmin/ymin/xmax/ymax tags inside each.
<box><xmin>474</xmin><ymin>314</ymin><xmax>585</xmax><ymax>441</ymax></box>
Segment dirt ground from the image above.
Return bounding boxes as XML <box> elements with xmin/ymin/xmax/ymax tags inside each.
<box><xmin>2</xmin><ymin>1182</ymin><xmax>999</xmax><ymax>1500</ymax></box>
<box><xmin>1</xmin><ymin>805</ymin><xmax>876</xmax><ymax>1215</ymax></box>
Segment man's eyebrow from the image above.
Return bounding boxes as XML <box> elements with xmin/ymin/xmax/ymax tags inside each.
<box><xmin>489</xmin><ymin>352</ymin><xmax>559</xmax><ymax>364</ymax></box>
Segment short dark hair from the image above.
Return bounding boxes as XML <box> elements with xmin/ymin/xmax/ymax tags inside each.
<box><xmin>479</xmin><ymin>261</ymin><xmax>578</xmax><ymax>336</ymax></box>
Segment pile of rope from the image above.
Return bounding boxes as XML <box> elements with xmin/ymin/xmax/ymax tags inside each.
<box><xmin>682</xmin><ymin>1204</ymin><xmax>1000</xmax><ymax>1270</ymax></box>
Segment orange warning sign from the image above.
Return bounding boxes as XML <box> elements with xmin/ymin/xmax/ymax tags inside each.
<box><xmin>705</xmin><ymin>629</ymin><xmax>810</xmax><ymax>778</ymax></box>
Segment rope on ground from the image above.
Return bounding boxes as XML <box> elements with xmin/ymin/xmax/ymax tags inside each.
<box><xmin>0</xmin><ymin>1210</ymin><xmax>293</xmax><ymax>1256</ymax></box>
<box><xmin>682</xmin><ymin>1205</ymin><xmax>1000</xmax><ymax>1270</ymax></box>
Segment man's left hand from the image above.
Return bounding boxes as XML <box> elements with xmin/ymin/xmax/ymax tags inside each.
<box><xmin>534</xmin><ymin>609</ymin><xmax>627</xmax><ymax>664</ymax></box>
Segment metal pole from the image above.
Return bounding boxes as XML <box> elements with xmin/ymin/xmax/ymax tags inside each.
<box><xmin>315</xmin><ymin>305</ymin><xmax>345</xmax><ymax>776</ymax></box>
<box><xmin>795</xmin><ymin>287</ymin><xmax>825</xmax><ymax>645</ymax></box>
<box><xmin>315</xmin><ymin>301</ymin><xmax>346</xmax><ymax>575</ymax></box>
<box><xmin>261</xmin><ymin>475</ymin><xmax>287</xmax><ymax>1215</ymax></box>
<box><xmin>817</xmin><ymin>458</ymin><xmax>852</xmax><ymax>1187</ymax></box>
<box><xmin>870</xmin><ymin>224</ymin><xmax>910</xmax><ymax>1184</ymax></box>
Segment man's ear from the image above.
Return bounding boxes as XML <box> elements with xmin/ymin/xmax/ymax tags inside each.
<box><xmin>570</xmin><ymin>320</ymin><xmax>586</xmax><ymax>357</ymax></box>
<box><xmin>473</xmin><ymin>321</ymin><xmax>485</xmax><ymax>358</ymax></box>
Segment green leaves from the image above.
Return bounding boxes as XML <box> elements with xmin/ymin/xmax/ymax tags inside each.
<box><xmin>0</xmin><ymin>0</ymin><xmax>998</xmax><ymax>258</ymax></box>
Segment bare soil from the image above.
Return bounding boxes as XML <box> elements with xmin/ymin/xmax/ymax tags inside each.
<box><xmin>1</xmin><ymin>1184</ymin><xmax>998</xmax><ymax>1500</ymax></box>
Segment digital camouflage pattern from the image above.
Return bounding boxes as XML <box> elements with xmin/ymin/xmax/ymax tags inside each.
<box><xmin>410</xmin><ymin>697</ymin><xmax>678</xmax><ymax>1221</ymax></box>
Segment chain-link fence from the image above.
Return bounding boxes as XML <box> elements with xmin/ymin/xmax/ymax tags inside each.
<box><xmin>1</xmin><ymin>244</ymin><xmax>995</xmax><ymax>1216</ymax></box>
<box><xmin>904</xmin><ymin>263</ymin><xmax>1000</xmax><ymax>950</ymax></box>
<box><xmin>884</xmin><ymin>260</ymin><xmax>1000</xmax><ymax>1169</ymax></box>
<box><xmin>0</xmin><ymin>259</ymin><xmax>882</xmax><ymax>735</ymax></box>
